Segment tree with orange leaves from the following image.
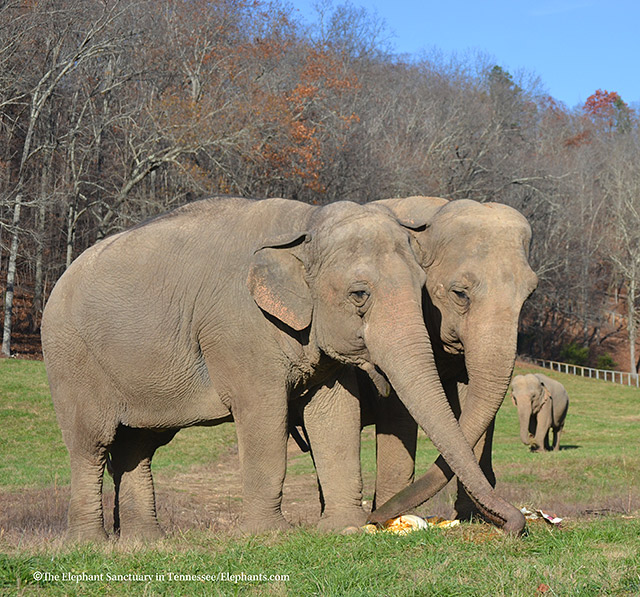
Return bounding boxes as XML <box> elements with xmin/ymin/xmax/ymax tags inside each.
<box><xmin>584</xmin><ymin>89</ymin><xmax>632</xmax><ymax>132</ymax></box>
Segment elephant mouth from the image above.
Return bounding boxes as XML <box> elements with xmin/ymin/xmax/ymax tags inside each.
<box><xmin>359</xmin><ymin>361</ymin><xmax>391</xmax><ymax>397</ymax></box>
<box><xmin>433</xmin><ymin>335</ymin><xmax>464</xmax><ymax>356</ymax></box>
<box><xmin>442</xmin><ymin>343</ymin><xmax>463</xmax><ymax>355</ymax></box>
<box><xmin>429</xmin><ymin>323</ymin><xmax>464</xmax><ymax>356</ymax></box>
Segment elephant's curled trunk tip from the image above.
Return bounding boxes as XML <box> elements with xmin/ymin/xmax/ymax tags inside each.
<box><xmin>470</xmin><ymin>494</ymin><xmax>526</xmax><ymax>536</ymax></box>
<box><xmin>503</xmin><ymin>511</ymin><xmax>527</xmax><ymax>536</ymax></box>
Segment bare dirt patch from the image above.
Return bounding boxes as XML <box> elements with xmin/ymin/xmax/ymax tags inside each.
<box><xmin>155</xmin><ymin>439</ymin><xmax>324</xmax><ymax>535</ymax></box>
<box><xmin>0</xmin><ymin>438</ymin><xmax>324</xmax><ymax>551</ymax></box>
<box><xmin>0</xmin><ymin>484</ymin><xmax>69</xmax><ymax>551</ymax></box>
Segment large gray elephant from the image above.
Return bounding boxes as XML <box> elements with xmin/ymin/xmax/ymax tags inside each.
<box><xmin>41</xmin><ymin>196</ymin><xmax>525</xmax><ymax>542</ymax></box>
<box><xmin>298</xmin><ymin>196</ymin><xmax>538</xmax><ymax>526</ymax></box>
<box><xmin>511</xmin><ymin>373</ymin><xmax>569</xmax><ymax>451</ymax></box>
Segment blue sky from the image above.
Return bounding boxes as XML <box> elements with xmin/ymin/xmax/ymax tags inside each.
<box><xmin>289</xmin><ymin>0</ymin><xmax>640</xmax><ymax>110</ymax></box>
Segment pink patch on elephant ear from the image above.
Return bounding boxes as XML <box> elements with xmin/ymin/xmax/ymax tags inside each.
<box><xmin>246</xmin><ymin>250</ymin><xmax>312</xmax><ymax>331</ymax></box>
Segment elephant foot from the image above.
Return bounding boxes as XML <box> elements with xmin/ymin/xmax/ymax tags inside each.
<box><xmin>119</xmin><ymin>523</ymin><xmax>165</xmax><ymax>543</ymax></box>
<box><xmin>317</xmin><ymin>508</ymin><xmax>368</xmax><ymax>533</ymax></box>
<box><xmin>239</xmin><ymin>514</ymin><xmax>292</xmax><ymax>534</ymax></box>
<box><xmin>340</xmin><ymin>526</ymin><xmax>364</xmax><ymax>535</ymax></box>
<box><xmin>66</xmin><ymin>524</ymin><xmax>109</xmax><ymax>544</ymax></box>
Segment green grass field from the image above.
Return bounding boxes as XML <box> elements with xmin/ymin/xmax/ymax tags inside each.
<box><xmin>1</xmin><ymin>358</ymin><xmax>639</xmax><ymax>596</ymax></box>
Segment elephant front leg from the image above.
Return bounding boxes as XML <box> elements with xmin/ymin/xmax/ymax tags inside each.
<box><xmin>455</xmin><ymin>420</ymin><xmax>496</xmax><ymax>520</ymax></box>
<box><xmin>303</xmin><ymin>370</ymin><xmax>367</xmax><ymax>531</ymax></box>
<box><xmin>447</xmin><ymin>382</ymin><xmax>497</xmax><ymax>521</ymax></box>
<box><xmin>532</xmin><ymin>401</ymin><xmax>553</xmax><ymax>452</ymax></box>
<box><xmin>235</xmin><ymin>393</ymin><xmax>291</xmax><ymax>533</ymax></box>
<box><xmin>532</xmin><ymin>417</ymin><xmax>551</xmax><ymax>452</ymax></box>
<box><xmin>373</xmin><ymin>391</ymin><xmax>418</xmax><ymax>509</ymax></box>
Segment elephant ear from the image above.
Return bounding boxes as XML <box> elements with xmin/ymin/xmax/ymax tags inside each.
<box><xmin>247</xmin><ymin>232</ymin><xmax>313</xmax><ymax>331</ymax></box>
<box><xmin>373</xmin><ymin>196</ymin><xmax>449</xmax><ymax>265</ymax></box>
<box><xmin>531</xmin><ymin>377</ymin><xmax>549</xmax><ymax>413</ymax></box>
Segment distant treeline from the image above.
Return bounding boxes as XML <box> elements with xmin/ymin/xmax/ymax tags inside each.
<box><xmin>0</xmin><ymin>0</ymin><xmax>638</xmax><ymax>369</ymax></box>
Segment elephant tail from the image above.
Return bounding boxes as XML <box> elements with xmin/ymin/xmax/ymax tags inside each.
<box><xmin>289</xmin><ymin>424</ymin><xmax>310</xmax><ymax>453</ymax></box>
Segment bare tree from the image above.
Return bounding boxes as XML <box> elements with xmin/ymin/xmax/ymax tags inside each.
<box><xmin>603</xmin><ymin>130</ymin><xmax>640</xmax><ymax>374</ymax></box>
<box><xmin>1</xmin><ymin>0</ymin><xmax>138</xmax><ymax>355</ymax></box>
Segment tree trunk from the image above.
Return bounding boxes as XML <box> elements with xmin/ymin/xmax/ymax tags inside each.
<box><xmin>627</xmin><ymin>276</ymin><xmax>637</xmax><ymax>376</ymax></box>
<box><xmin>66</xmin><ymin>199</ymin><xmax>79</xmax><ymax>269</ymax></box>
<box><xmin>2</xmin><ymin>193</ymin><xmax>23</xmax><ymax>356</ymax></box>
<box><xmin>31</xmin><ymin>198</ymin><xmax>46</xmax><ymax>333</ymax></box>
<box><xmin>32</xmin><ymin>145</ymin><xmax>55</xmax><ymax>332</ymax></box>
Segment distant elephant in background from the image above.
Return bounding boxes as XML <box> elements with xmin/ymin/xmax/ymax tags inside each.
<box><xmin>299</xmin><ymin>196</ymin><xmax>538</xmax><ymax>527</ymax></box>
<box><xmin>511</xmin><ymin>373</ymin><xmax>569</xmax><ymax>452</ymax></box>
<box><xmin>42</xmin><ymin>196</ymin><xmax>525</xmax><ymax>542</ymax></box>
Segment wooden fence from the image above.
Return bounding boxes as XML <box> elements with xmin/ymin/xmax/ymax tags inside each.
<box><xmin>532</xmin><ymin>358</ymin><xmax>640</xmax><ymax>388</ymax></box>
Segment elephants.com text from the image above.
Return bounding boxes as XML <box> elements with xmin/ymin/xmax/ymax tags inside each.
<box><xmin>32</xmin><ymin>570</ymin><xmax>290</xmax><ymax>584</ymax></box>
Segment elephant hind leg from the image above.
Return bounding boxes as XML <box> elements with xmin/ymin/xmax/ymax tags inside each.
<box><xmin>66</xmin><ymin>445</ymin><xmax>109</xmax><ymax>543</ymax></box>
<box><xmin>60</xmin><ymin>394</ymin><xmax>116</xmax><ymax>543</ymax></box>
<box><xmin>109</xmin><ymin>426</ymin><xmax>177</xmax><ymax>541</ymax></box>
<box><xmin>551</xmin><ymin>427</ymin><xmax>563</xmax><ymax>451</ymax></box>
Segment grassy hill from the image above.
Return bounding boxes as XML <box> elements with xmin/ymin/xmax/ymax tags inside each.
<box><xmin>1</xmin><ymin>359</ymin><xmax>638</xmax><ymax>595</ymax></box>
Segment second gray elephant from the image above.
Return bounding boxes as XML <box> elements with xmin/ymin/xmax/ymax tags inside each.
<box><xmin>297</xmin><ymin>196</ymin><xmax>538</xmax><ymax>527</ymax></box>
<box><xmin>511</xmin><ymin>373</ymin><xmax>569</xmax><ymax>451</ymax></box>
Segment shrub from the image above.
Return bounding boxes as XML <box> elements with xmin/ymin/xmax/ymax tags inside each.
<box><xmin>595</xmin><ymin>353</ymin><xmax>617</xmax><ymax>370</ymax></box>
<box><xmin>559</xmin><ymin>342</ymin><xmax>589</xmax><ymax>366</ymax></box>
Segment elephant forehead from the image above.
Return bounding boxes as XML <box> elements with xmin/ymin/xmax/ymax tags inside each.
<box><xmin>432</xmin><ymin>220</ymin><xmax>533</xmax><ymax>281</ymax></box>
<box><xmin>441</xmin><ymin>216</ymin><xmax>528</xmax><ymax>247</ymax></box>
<box><xmin>314</xmin><ymin>214</ymin><xmax>409</xmax><ymax>255</ymax></box>
<box><xmin>511</xmin><ymin>376</ymin><xmax>530</xmax><ymax>392</ymax></box>
<box><xmin>441</xmin><ymin>200</ymin><xmax>530</xmax><ymax>226</ymax></box>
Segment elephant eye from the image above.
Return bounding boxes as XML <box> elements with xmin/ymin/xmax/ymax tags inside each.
<box><xmin>349</xmin><ymin>288</ymin><xmax>370</xmax><ymax>309</ymax></box>
<box><xmin>451</xmin><ymin>288</ymin><xmax>469</xmax><ymax>304</ymax></box>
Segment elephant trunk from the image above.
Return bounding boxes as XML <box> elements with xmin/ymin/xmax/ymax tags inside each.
<box><xmin>369</xmin><ymin>309</ymin><xmax>519</xmax><ymax>523</ymax></box>
<box><xmin>518</xmin><ymin>401</ymin><xmax>532</xmax><ymax>446</ymax></box>
<box><xmin>458</xmin><ymin>317</ymin><xmax>519</xmax><ymax>447</ymax></box>
<box><xmin>365</xmin><ymin>295</ymin><xmax>524</xmax><ymax>534</ymax></box>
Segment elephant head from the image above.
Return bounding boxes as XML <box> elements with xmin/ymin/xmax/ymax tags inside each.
<box><xmin>248</xmin><ymin>201</ymin><xmax>525</xmax><ymax>533</ymax></box>
<box><xmin>368</xmin><ymin>196</ymin><xmax>538</xmax><ymax>523</ymax></box>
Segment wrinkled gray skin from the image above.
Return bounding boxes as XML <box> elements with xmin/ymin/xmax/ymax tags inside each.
<box><xmin>42</xmin><ymin>196</ymin><xmax>523</xmax><ymax>542</ymax></box>
<box><xmin>511</xmin><ymin>373</ymin><xmax>569</xmax><ymax>452</ymax></box>
<box><xmin>301</xmin><ymin>196</ymin><xmax>538</xmax><ymax>527</ymax></box>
